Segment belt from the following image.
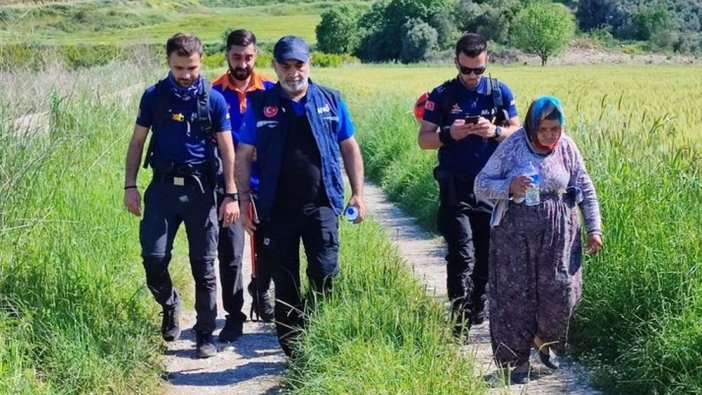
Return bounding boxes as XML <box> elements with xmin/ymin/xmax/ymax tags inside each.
<box><xmin>152</xmin><ymin>170</ymin><xmax>211</xmax><ymax>194</ymax></box>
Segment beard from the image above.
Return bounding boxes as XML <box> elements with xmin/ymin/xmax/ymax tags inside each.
<box><xmin>280</xmin><ymin>75</ymin><xmax>308</xmax><ymax>96</ymax></box>
<box><xmin>230</xmin><ymin>66</ymin><xmax>252</xmax><ymax>81</ymax></box>
<box><xmin>227</xmin><ymin>59</ymin><xmax>252</xmax><ymax>81</ymax></box>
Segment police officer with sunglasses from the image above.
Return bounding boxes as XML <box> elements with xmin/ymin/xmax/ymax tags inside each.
<box><xmin>417</xmin><ymin>33</ymin><xmax>520</xmax><ymax>338</ymax></box>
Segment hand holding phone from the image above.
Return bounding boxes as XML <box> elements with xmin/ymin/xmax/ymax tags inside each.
<box><xmin>465</xmin><ymin>115</ymin><xmax>480</xmax><ymax>125</ymax></box>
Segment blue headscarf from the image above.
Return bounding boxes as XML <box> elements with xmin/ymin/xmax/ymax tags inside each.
<box><xmin>166</xmin><ymin>71</ymin><xmax>203</xmax><ymax>101</ymax></box>
<box><xmin>524</xmin><ymin>95</ymin><xmax>564</xmax><ymax>154</ymax></box>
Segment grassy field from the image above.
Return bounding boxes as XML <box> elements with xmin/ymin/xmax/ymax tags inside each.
<box><xmin>313</xmin><ymin>65</ymin><xmax>702</xmax><ymax>394</ymax></box>
<box><xmin>0</xmin><ymin>1</ymin><xmax>372</xmax><ymax>46</ymax></box>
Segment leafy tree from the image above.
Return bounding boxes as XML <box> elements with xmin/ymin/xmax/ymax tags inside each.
<box><xmin>315</xmin><ymin>5</ymin><xmax>362</xmax><ymax>54</ymax></box>
<box><xmin>455</xmin><ymin>0</ymin><xmax>523</xmax><ymax>45</ymax></box>
<box><xmin>631</xmin><ymin>5</ymin><xmax>674</xmax><ymax>41</ymax></box>
<box><xmin>512</xmin><ymin>1</ymin><xmax>575</xmax><ymax>66</ymax></box>
<box><xmin>355</xmin><ymin>0</ymin><xmax>452</xmax><ymax>62</ymax></box>
<box><xmin>400</xmin><ymin>18</ymin><xmax>439</xmax><ymax>62</ymax></box>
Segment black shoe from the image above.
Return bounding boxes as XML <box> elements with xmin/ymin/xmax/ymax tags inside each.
<box><xmin>471</xmin><ymin>309</ymin><xmax>487</xmax><ymax>325</ymax></box>
<box><xmin>539</xmin><ymin>348</ymin><xmax>560</xmax><ymax>370</ymax></box>
<box><xmin>196</xmin><ymin>332</ymin><xmax>217</xmax><ymax>358</ymax></box>
<box><xmin>219</xmin><ymin>315</ymin><xmax>244</xmax><ymax>342</ymax></box>
<box><xmin>160</xmin><ymin>304</ymin><xmax>181</xmax><ymax>342</ymax></box>
<box><xmin>257</xmin><ymin>293</ymin><xmax>275</xmax><ymax>323</ymax></box>
<box><xmin>510</xmin><ymin>371</ymin><xmax>530</xmax><ymax>385</ymax></box>
<box><xmin>248</xmin><ymin>280</ymin><xmax>275</xmax><ymax>322</ymax></box>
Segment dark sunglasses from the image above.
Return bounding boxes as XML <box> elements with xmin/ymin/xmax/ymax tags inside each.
<box><xmin>458</xmin><ymin>65</ymin><xmax>486</xmax><ymax>75</ymax></box>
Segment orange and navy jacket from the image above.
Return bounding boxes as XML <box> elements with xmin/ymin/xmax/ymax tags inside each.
<box><xmin>212</xmin><ymin>70</ymin><xmax>275</xmax><ymax>192</ymax></box>
<box><xmin>212</xmin><ymin>70</ymin><xmax>276</xmax><ymax>144</ymax></box>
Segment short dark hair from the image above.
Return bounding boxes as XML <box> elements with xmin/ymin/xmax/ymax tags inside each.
<box><xmin>166</xmin><ymin>32</ymin><xmax>203</xmax><ymax>57</ymax></box>
<box><xmin>226</xmin><ymin>29</ymin><xmax>257</xmax><ymax>50</ymax></box>
<box><xmin>455</xmin><ymin>33</ymin><xmax>487</xmax><ymax>58</ymax></box>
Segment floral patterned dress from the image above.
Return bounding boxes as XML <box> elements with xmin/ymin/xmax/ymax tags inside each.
<box><xmin>474</xmin><ymin>128</ymin><xmax>602</xmax><ymax>367</ymax></box>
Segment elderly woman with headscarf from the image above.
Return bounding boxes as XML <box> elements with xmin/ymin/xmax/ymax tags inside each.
<box><xmin>474</xmin><ymin>96</ymin><xmax>603</xmax><ymax>384</ymax></box>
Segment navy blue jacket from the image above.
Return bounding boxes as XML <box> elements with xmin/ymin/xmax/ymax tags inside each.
<box><xmin>240</xmin><ymin>81</ymin><xmax>355</xmax><ymax>219</ymax></box>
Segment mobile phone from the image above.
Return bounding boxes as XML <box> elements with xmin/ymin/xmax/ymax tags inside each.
<box><xmin>465</xmin><ymin>115</ymin><xmax>480</xmax><ymax>125</ymax></box>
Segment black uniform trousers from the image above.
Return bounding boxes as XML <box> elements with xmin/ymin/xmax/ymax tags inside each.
<box><xmin>261</xmin><ymin>204</ymin><xmax>339</xmax><ymax>356</ymax></box>
<box><xmin>216</xmin><ymin>193</ymin><xmax>272</xmax><ymax>323</ymax></box>
<box><xmin>140</xmin><ymin>178</ymin><xmax>219</xmax><ymax>334</ymax></box>
<box><xmin>436</xmin><ymin>174</ymin><xmax>491</xmax><ymax>322</ymax></box>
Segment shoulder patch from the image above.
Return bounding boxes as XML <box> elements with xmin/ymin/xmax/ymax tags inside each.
<box><xmin>425</xmin><ymin>100</ymin><xmax>435</xmax><ymax>111</ymax></box>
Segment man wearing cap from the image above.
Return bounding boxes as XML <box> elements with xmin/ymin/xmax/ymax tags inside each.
<box><xmin>236</xmin><ymin>35</ymin><xmax>366</xmax><ymax>357</ymax></box>
<box><xmin>212</xmin><ymin>29</ymin><xmax>276</xmax><ymax>342</ymax></box>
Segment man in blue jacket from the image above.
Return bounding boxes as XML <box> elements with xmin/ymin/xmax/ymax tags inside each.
<box><xmin>236</xmin><ymin>36</ymin><xmax>366</xmax><ymax>357</ymax></box>
<box><xmin>123</xmin><ymin>32</ymin><xmax>239</xmax><ymax>358</ymax></box>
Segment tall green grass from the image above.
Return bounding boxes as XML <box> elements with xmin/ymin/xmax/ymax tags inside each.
<box><xmin>0</xmin><ymin>62</ymin><xmax>177</xmax><ymax>393</ymax></box>
<box><xmin>338</xmin><ymin>67</ymin><xmax>702</xmax><ymax>393</ymax></box>
<box><xmin>284</xmin><ymin>220</ymin><xmax>486</xmax><ymax>394</ymax></box>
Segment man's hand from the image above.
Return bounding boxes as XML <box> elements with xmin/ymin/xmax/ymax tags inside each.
<box><xmin>219</xmin><ymin>196</ymin><xmax>240</xmax><ymax>227</ymax></box>
<box><xmin>346</xmin><ymin>195</ymin><xmax>366</xmax><ymax>224</ymax></box>
<box><xmin>449</xmin><ymin>119</ymin><xmax>472</xmax><ymax>141</ymax></box>
<box><xmin>467</xmin><ymin>117</ymin><xmax>496</xmax><ymax>139</ymax></box>
<box><xmin>124</xmin><ymin>188</ymin><xmax>142</xmax><ymax>216</ymax></box>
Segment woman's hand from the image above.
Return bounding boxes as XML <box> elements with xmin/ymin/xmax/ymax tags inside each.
<box><xmin>586</xmin><ymin>234</ymin><xmax>603</xmax><ymax>255</ymax></box>
<box><xmin>509</xmin><ymin>175</ymin><xmax>534</xmax><ymax>195</ymax></box>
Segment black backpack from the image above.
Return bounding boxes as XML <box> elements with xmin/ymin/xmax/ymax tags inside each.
<box><xmin>142</xmin><ymin>79</ymin><xmax>216</xmax><ymax>170</ymax></box>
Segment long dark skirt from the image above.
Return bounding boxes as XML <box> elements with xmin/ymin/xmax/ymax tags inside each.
<box><xmin>489</xmin><ymin>195</ymin><xmax>583</xmax><ymax>367</ymax></box>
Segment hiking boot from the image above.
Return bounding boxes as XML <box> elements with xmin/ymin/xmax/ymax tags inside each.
<box><xmin>257</xmin><ymin>292</ymin><xmax>275</xmax><ymax>323</ymax></box>
<box><xmin>248</xmin><ymin>280</ymin><xmax>275</xmax><ymax>322</ymax></box>
<box><xmin>160</xmin><ymin>304</ymin><xmax>181</xmax><ymax>342</ymax></box>
<box><xmin>196</xmin><ymin>332</ymin><xmax>217</xmax><ymax>358</ymax></box>
<box><xmin>471</xmin><ymin>309</ymin><xmax>487</xmax><ymax>326</ymax></box>
<box><xmin>218</xmin><ymin>314</ymin><xmax>244</xmax><ymax>343</ymax></box>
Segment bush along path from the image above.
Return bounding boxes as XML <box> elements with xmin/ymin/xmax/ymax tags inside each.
<box><xmin>162</xmin><ymin>237</ymin><xmax>285</xmax><ymax>395</ymax></box>
<box><xmin>363</xmin><ymin>180</ymin><xmax>601</xmax><ymax>394</ymax></box>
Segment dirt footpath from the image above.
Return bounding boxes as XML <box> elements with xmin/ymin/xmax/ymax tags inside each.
<box><xmin>162</xmin><ymin>239</ymin><xmax>285</xmax><ymax>395</ymax></box>
<box><xmin>363</xmin><ymin>181</ymin><xmax>601</xmax><ymax>395</ymax></box>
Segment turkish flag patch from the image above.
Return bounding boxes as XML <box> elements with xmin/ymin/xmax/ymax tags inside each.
<box><xmin>425</xmin><ymin>100</ymin><xmax>435</xmax><ymax>111</ymax></box>
<box><xmin>264</xmin><ymin>106</ymin><xmax>278</xmax><ymax>118</ymax></box>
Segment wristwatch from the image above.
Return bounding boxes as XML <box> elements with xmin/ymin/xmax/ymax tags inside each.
<box><xmin>223</xmin><ymin>192</ymin><xmax>239</xmax><ymax>201</ymax></box>
<box><xmin>492</xmin><ymin>126</ymin><xmax>503</xmax><ymax>140</ymax></box>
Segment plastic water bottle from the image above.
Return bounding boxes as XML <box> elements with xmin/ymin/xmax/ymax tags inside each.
<box><xmin>524</xmin><ymin>162</ymin><xmax>541</xmax><ymax>206</ymax></box>
<box><xmin>346</xmin><ymin>206</ymin><xmax>359</xmax><ymax>223</ymax></box>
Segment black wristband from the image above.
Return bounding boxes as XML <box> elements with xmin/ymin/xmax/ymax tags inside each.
<box><xmin>438</xmin><ymin>127</ymin><xmax>455</xmax><ymax>145</ymax></box>
<box><xmin>124</xmin><ymin>185</ymin><xmax>137</xmax><ymax>190</ymax></box>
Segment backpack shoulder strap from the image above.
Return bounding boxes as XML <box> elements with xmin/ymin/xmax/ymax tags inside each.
<box><xmin>197</xmin><ymin>80</ymin><xmax>213</xmax><ymax>137</ymax></box>
<box><xmin>488</xmin><ymin>77</ymin><xmax>503</xmax><ymax>109</ymax></box>
<box><xmin>488</xmin><ymin>76</ymin><xmax>511</xmax><ymax>127</ymax></box>
<box><xmin>152</xmin><ymin>79</ymin><xmax>171</xmax><ymax>132</ymax></box>
<box><xmin>142</xmin><ymin>79</ymin><xmax>170</xmax><ymax>169</ymax></box>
